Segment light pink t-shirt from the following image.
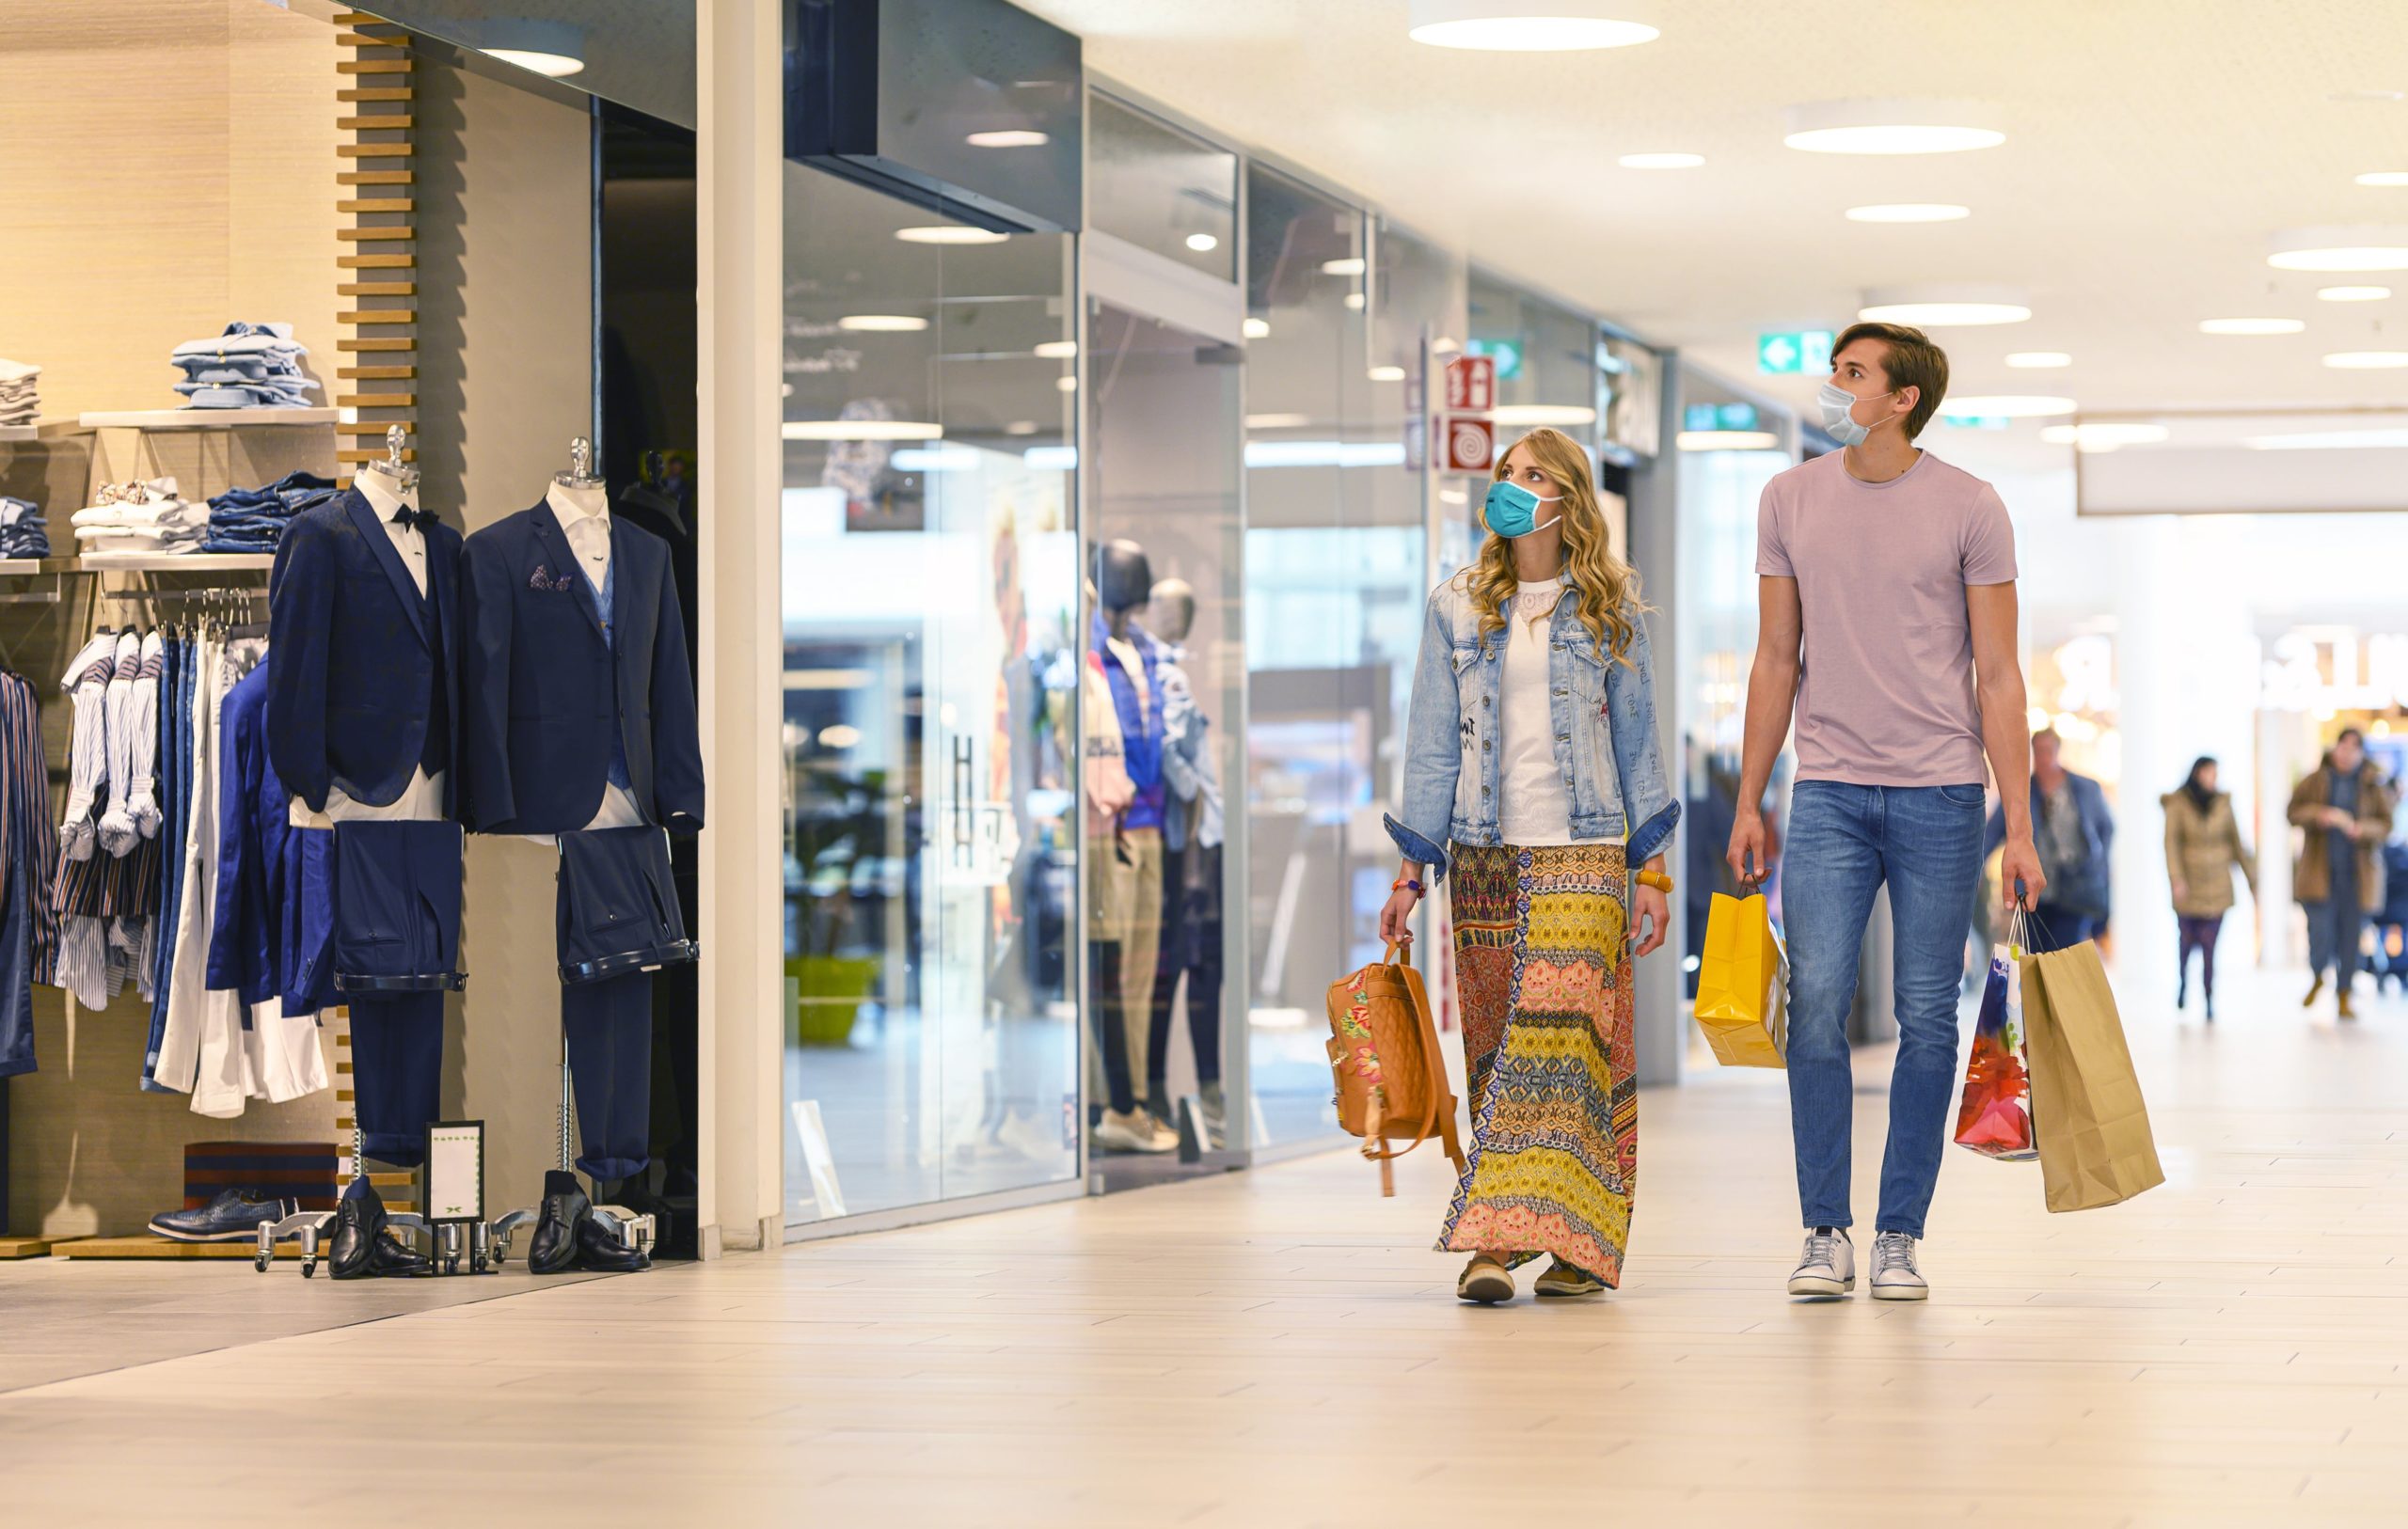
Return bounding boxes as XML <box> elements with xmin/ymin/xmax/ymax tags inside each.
<box><xmin>1756</xmin><ymin>449</ymin><xmax>2018</xmax><ymax>786</ymax></box>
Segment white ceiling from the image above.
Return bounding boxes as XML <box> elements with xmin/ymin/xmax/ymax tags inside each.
<box><xmin>1021</xmin><ymin>0</ymin><xmax>2408</xmax><ymax>428</ymax></box>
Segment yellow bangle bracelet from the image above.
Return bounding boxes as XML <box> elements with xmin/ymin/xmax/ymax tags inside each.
<box><xmin>1634</xmin><ymin>869</ymin><xmax>1672</xmax><ymax>893</ymax></box>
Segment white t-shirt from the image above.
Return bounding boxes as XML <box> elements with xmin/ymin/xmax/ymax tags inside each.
<box><xmin>1498</xmin><ymin>576</ymin><xmax>1578</xmax><ymax>846</ymax></box>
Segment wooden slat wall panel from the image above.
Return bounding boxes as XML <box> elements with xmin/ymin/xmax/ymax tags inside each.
<box><xmin>340</xmin><ymin>15</ymin><xmax>414</xmax><ymax>487</ymax></box>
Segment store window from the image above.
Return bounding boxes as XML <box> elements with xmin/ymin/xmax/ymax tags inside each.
<box><xmin>780</xmin><ymin>165</ymin><xmax>1080</xmax><ymax>1225</ymax></box>
<box><xmin>1088</xmin><ymin>95</ymin><xmax>1238</xmax><ymax>281</ymax></box>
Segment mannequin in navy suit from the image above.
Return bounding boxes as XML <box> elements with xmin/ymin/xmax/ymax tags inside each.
<box><xmin>265</xmin><ymin>470</ymin><xmax>462</xmax><ymax>1173</ymax></box>
<box><xmin>461</xmin><ymin>481</ymin><xmax>705</xmax><ymax>1195</ymax></box>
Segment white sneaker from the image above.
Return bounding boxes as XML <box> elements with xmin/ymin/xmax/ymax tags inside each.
<box><xmin>1870</xmin><ymin>1232</ymin><xmax>1929</xmax><ymax>1300</ymax></box>
<box><xmin>1786</xmin><ymin>1226</ymin><xmax>1855</xmax><ymax>1298</ymax></box>
<box><xmin>1094</xmin><ymin>1108</ymin><xmax>1178</xmax><ymax>1154</ymax></box>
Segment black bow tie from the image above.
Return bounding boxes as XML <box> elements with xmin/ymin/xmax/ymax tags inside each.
<box><xmin>390</xmin><ymin>505</ymin><xmax>439</xmax><ymax>535</ymax></box>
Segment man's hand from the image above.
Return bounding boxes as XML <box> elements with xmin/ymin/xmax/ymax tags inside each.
<box><xmin>2001</xmin><ymin>833</ymin><xmax>2047</xmax><ymax>913</ymax></box>
<box><xmin>1727</xmin><ymin>812</ymin><xmax>1769</xmax><ymax>888</ymax></box>
<box><xmin>1633</xmin><ymin>883</ymin><xmax>1669</xmax><ymax>956</ymax></box>
<box><xmin>2324</xmin><ymin>806</ymin><xmax>2357</xmax><ymax>831</ymax></box>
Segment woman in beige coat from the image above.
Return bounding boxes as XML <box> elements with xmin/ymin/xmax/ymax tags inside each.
<box><xmin>2164</xmin><ymin>756</ymin><xmax>2255</xmax><ymax>1021</ymax></box>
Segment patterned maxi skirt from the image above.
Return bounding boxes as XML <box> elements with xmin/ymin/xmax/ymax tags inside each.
<box><xmin>1435</xmin><ymin>842</ymin><xmax>1637</xmax><ymax>1285</ymax></box>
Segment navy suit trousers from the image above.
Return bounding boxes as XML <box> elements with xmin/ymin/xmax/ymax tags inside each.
<box><xmin>332</xmin><ymin>821</ymin><xmax>465</xmax><ymax>1168</ymax></box>
<box><xmin>352</xmin><ymin>992</ymin><xmax>442</xmax><ymax>1168</ymax></box>
<box><xmin>557</xmin><ymin>828</ymin><xmax>693</xmax><ymax>1182</ymax></box>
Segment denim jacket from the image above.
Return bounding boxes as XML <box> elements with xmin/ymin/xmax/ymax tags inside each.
<box><xmin>1384</xmin><ymin>570</ymin><xmax>1678</xmax><ymax>880</ymax></box>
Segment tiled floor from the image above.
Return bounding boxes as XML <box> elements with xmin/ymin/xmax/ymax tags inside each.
<box><xmin>4</xmin><ymin>966</ymin><xmax>2405</xmax><ymax>1526</ymax></box>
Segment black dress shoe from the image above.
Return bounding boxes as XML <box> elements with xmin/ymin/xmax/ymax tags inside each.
<box><xmin>148</xmin><ymin>1188</ymin><xmax>293</xmax><ymax>1242</ymax></box>
<box><xmin>367</xmin><ymin>1230</ymin><xmax>431</xmax><ymax>1278</ymax></box>
<box><xmin>574</xmin><ymin>1212</ymin><xmax>650</xmax><ymax>1273</ymax></box>
<box><xmin>327</xmin><ymin>1179</ymin><xmax>386</xmax><ymax>1280</ymax></box>
<box><xmin>528</xmin><ymin>1170</ymin><xmax>590</xmax><ymax>1275</ymax></box>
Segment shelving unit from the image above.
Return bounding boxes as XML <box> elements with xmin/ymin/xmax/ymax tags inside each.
<box><xmin>77</xmin><ymin>554</ymin><xmax>276</xmax><ymax>574</ymax></box>
<box><xmin>77</xmin><ymin>407</ymin><xmax>337</xmax><ymax>431</ymax></box>
<box><xmin>0</xmin><ymin>559</ymin><xmax>77</xmax><ymax>576</ymax></box>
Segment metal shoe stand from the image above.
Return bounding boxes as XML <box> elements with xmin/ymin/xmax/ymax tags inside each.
<box><xmin>252</xmin><ymin>1120</ymin><xmax>441</xmax><ymax>1277</ymax></box>
<box><xmin>483</xmin><ymin>1032</ymin><xmax>657</xmax><ymax>1269</ymax></box>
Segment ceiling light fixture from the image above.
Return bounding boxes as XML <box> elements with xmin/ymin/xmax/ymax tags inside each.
<box><xmin>1244</xmin><ymin>318</ymin><xmax>1272</xmax><ymax>339</ymax></box>
<box><xmin>483</xmin><ymin>48</ymin><xmax>585</xmax><ymax>77</ymax></box>
<box><xmin>2268</xmin><ymin>226</ymin><xmax>2408</xmax><ymax>271</ymax></box>
<box><xmin>1344</xmin><ymin>292</ymin><xmax>1366</xmax><ymax>310</ymax></box>
<box><xmin>2198</xmin><ymin>317</ymin><xmax>2305</xmax><ymax>335</ymax></box>
<box><xmin>2038</xmin><ymin>422</ymin><xmax>2169</xmax><ymax>452</ymax></box>
<box><xmin>1846</xmin><ymin>203</ymin><xmax>1971</xmax><ymax>223</ymax></box>
<box><xmin>2356</xmin><ymin>170</ymin><xmax>2408</xmax><ymax>185</ymax></box>
<box><xmin>2323</xmin><ymin>351</ymin><xmax>2408</xmax><ymax>368</ymax></box>
<box><xmin>1937</xmin><ymin>394</ymin><xmax>2076</xmax><ymax>418</ymax></box>
<box><xmin>836</xmin><ymin>314</ymin><xmax>928</xmax><ymax>333</ymax></box>
<box><xmin>1859</xmin><ymin>284</ymin><xmax>2031</xmax><ymax>326</ymax></box>
<box><xmin>2004</xmin><ymin>352</ymin><xmax>2072</xmax><ymax>369</ymax></box>
<box><xmin>1494</xmin><ymin>403</ymin><xmax>1599</xmax><ymax>426</ymax></box>
<box><xmin>966</xmin><ymin>129</ymin><xmax>1049</xmax><ymax>148</ymax></box>
<box><xmin>1368</xmin><ymin>366</ymin><xmax>1407</xmax><ymax>382</ymax></box>
<box><xmin>1003</xmin><ymin>420</ymin><xmax>1038</xmax><ymax>436</ymax></box>
<box><xmin>1033</xmin><ymin>340</ymin><xmax>1077</xmax><ymax>358</ymax></box>
<box><xmin>2244</xmin><ymin>427</ymin><xmax>2408</xmax><ymax>449</ymax></box>
<box><xmin>1321</xmin><ymin>257</ymin><xmax>1367</xmax><ymax>276</ymax></box>
<box><xmin>2319</xmin><ymin>285</ymin><xmax>2392</xmax><ymax>301</ymax></box>
<box><xmin>1677</xmin><ymin>430</ymin><xmax>1781</xmax><ymax>450</ymax></box>
<box><xmin>1186</xmin><ymin>233</ymin><xmax>1220</xmax><ymax>252</ymax></box>
<box><xmin>1406</xmin><ymin>1</ymin><xmax>1661</xmax><ymax>52</ymax></box>
<box><xmin>1619</xmin><ymin>152</ymin><xmax>1703</xmax><ymax>169</ymax></box>
<box><xmin>1245</xmin><ymin>412</ymin><xmax>1313</xmax><ymax>429</ymax></box>
<box><xmin>895</xmin><ymin>226</ymin><xmax>1010</xmax><ymax>245</ymax></box>
<box><xmin>1055</xmin><ymin>375</ymin><xmax>1079</xmax><ymax>391</ymax></box>
<box><xmin>1784</xmin><ymin>100</ymin><xmax>2004</xmax><ymax>156</ymax></box>
<box><xmin>783</xmin><ymin>419</ymin><xmax>943</xmax><ymax>441</ymax></box>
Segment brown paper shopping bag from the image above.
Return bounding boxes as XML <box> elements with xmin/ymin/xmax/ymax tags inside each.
<box><xmin>1692</xmin><ymin>892</ymin><xmax>1786</xmax><ymax>1068</ymax></box>
<box><xmin>2020</xmin><ymin>939</ymin><xmax>2164</xmax><ymax>1212</ymax></box>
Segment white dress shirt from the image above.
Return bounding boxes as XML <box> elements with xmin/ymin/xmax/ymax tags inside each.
<box><xmin>290</xmin><ymin>469</ymin><xmax>443</xmax><ymax>829</ymax></box>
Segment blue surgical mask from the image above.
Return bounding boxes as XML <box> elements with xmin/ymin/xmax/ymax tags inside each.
<box><xmin>1482</xmin><ymin>479</ymin><xmax>1563</xmax><ymax>539</ymax></box>
<box><xmin>1817</xmin><ymin>381</ymin><xmax>1899</xmax><ymax>448</ymax></box>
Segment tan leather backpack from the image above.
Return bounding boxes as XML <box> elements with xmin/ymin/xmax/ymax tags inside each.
<box><xmin>1324</xmin><ymin>940</ymin><xmax>1467</xmax><ymax>1196</ymax></box>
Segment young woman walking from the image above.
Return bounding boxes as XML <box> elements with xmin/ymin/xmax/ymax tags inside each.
<box><xmin>1378</xmin><ymin>428</ymin><xmax>1677</xmax><ymax>1304</ymax></box>
<box><xmin>2162</xmin><ymin>755</ymin><xmax>2254</xmax><ymax>1021</ymax></box>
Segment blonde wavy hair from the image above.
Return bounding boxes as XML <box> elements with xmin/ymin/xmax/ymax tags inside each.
<box><xmin>1465</xmin><ymin>427</ymin><xmax>1646</xmax><ymax>665</ymax></box>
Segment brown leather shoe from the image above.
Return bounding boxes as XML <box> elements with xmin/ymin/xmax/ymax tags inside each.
<box><xmin>1533</xmin><ymin>1258</ymin><xmax>1607</xmax><ymax>1298</ymax></box>
<box><xmin>1456</xmin><ymin>1253</ymin><xmax>1513</xmax><ymax>1305</ymax></box>
<box><xmin>2305</xmin><ymin>974</ymin><xmax>2325</xmax><ymax>1009</ymax></box>
<box><xmin>2338</xmin><ymin>988</ymin><xmax>2357</xmax><ymax>1021</ymax></box>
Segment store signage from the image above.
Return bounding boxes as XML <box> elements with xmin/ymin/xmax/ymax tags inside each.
<box><xmin>1444</xmin><ymin>355</ymin><xmax>1497</xmax><ymax>413</ymax></box>
<box><xmin>1442</xmin><ymin>415</ymin><xmax>1496</xmax><ymax>472</ymax></box>
<box><xmin>1685</xmin><ymin>402</ymin><xmax>1758</xmax><ymax>433</ymax></box>
<box><xmin>1757</xmin><ymin>329</ymin><xmax>1834</xmax><ymax>375</ymax></box>
<box><xmin>1465</xmin><ymin>338</ymin><xmax>1522</xmax><ymax>380</ymax></box>
<box><xmin>2262</xmin><ymin>631</ymin><xmax>2408</xmax><ymax>712</ymax></box>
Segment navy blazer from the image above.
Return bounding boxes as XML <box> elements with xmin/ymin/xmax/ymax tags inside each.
<box><xmin>265</xmin><ymin>488</ymin><xmax>463</xmax><ymax>814</ymax></box>
<box><xmin>459</xmin><ymin>501</ymin><xmax>705</xmax><ymax>836</ymax></box>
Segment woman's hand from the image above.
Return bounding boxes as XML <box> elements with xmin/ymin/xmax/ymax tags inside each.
<box><xmin>1633</xmin><ymin>882</ymin><xmax>1669</xmax><ymax>957</ymax></box>
<box><xmin>2171</xmin><ymin>878</ymin><xmax>2188</xmax><ymax>903</ymax></box>
<box><xmin>1378</xmin><ymin>887</ymin><xmax>1420</xmax><ymax>947</ymax></box>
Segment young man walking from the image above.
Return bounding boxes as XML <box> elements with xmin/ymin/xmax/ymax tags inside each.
<box><xmin>1726</xmin><ymin>323</ymin><xmax>2043</xmax><ymax>1301</ymax></box>
<box><xmin>2289</xmin><ymin>728</ymin><xmax>2396</xmax><ymax>1020</ymax></box>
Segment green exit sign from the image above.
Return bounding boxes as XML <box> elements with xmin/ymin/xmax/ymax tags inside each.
<box><xmin>1757</xmin><ymin>329</ymin><xmax>1835</xmax><ymax>375</ymax></box>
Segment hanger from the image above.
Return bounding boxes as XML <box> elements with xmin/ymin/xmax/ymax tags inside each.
<box><xmin>553</xmin><ymin>434</ymin><xmax>606</xmax><ymax>491</ymax></box>
<box><xmin>362</xmin><ymin>423</ymin><xmax>419</xmax><ymax>494</ymax></box>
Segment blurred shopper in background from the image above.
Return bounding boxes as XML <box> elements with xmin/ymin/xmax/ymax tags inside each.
<box><xmin>2289</xmin><ymin>728</ymin><xmax>2396</xmax><ymax>1020</ymax></box>
<box><xmin>2375</xmin><ymin>833</ymin><xmax>2408</xmax><ymax>996</ymax></box>
<box><xmin>2162</xmin><ymin>755</ymin><xmax>2254</xmax><ymax>1021</ymax></box>
<box><xmin>1987</xmin><ymin>727</ymin><xmax>2113</xmax><ymax>954</ymax></box>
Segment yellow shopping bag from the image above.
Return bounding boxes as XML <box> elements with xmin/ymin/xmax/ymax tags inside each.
<box><xmin>1693</xmin><ymin>892</ymin><xmax>1787</xmax><ymax>1068</ymax></box>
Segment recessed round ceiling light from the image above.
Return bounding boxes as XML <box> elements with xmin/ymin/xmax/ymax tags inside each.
<box><xmin>2038</xmin><ymin>422</ymin><xmax>2169</xmax><ymax>452</ymax></box>
<box><xmin>1320</xmin><ymin>257</ymin><xmax>1367</xmax><ymax>276</ymax></box>
<box><xmin>1619</xmin><ymin>152</ymin><xmax>1703</xmax><ymax>169</ymax></box>
<box><xmin>1033</xmin><ymin>340</ymin><xmax>1077</xmax><ymax>359</ymax></box>
<box><xmin>1495</xmin><ymin>403</ymin><xmax>1599</xmax><ymax>426</ymax></box>
<box><xmin>1367</xmin><ymin>365</ymin><xmax>1407</xmax><ymax>383</ymax></box>
<box><xmin>483</xmin><ymin>47</ymin><xmax>585</xmax><ymax>77</ymax></box>
<box><xmin>1055</xmin><ymin>375</ymin><xmax>1079</xmax><ymax>391</ymax></box>
<box><xmin>1245</xmin><ymin>412</ymin><xmax>1313</xmax><ymax>430</ymax></box>
<box><xmin>2198</xmin><ymin>317</ymin><xmax>2305</xmax><ymax>335</ymax></box>
<box><xmin>1185</xmin><ymin>233</ymin><xmax>1220</xmax><ymax>252</ymax></box>
<box><xmin>1003</xmin><ymin>420</ymin><xmax>1038</xmax><ymax>436</ymax></box>
<box><xmin>1938</xmin><ymin>395</ymin><xmax>2076</xmax><ymax>418</ymax></box>
<box><xmin>1784</xmin><ymin>100</ymin><xmax>2004</xmax><ymax>155</ymax></box>
<box><xmin>1677</xmin><ymin>430</ymin><xmax>1780</xmax><ymax>451</ymax></box>
<box><xmin>1846</xmin><ymin>203</ymin><xmax>1972</xmax><ymax>223</ymax></box>
<box><xmin>1244</xmin><ymin>318</ymin><xmax>1272</xmax><ymax>339</ymax></box>
<box><xmin>836</xmin><ymin>314</ymin><xmax>928</xmax><ymax>333</ymax></box>
<box><xmin>966</xmin><ymin>130</ymin><xmax>1049</xmax><ymax>148</ymax></box>
<box><xmin>2319</xmin><ymin>285</ymin><xmax>2392</xmax><ymax>301</ymax></box>
<box><xmin>2268</xmin><ymin>226</ymin><xmax>2408</xmax><ymax>271</ymax></box>
<box><xmin>782</xmin><ymin>419</ymin><xmax>943</xmax><ymax>441</ymax></box>
<box><xmin>2004</xmin><ymin>352</ymin><xmax>2072</xmax><ymax>369</ymax></box>
<box><xmin>2323</xmin><ymin>351</ymin><xmax>2408</xmax><ymax>369</ymax></box>
<box><xmin>1859</xmin><ymin>284</ymin><xmax>2031</xmax><ymax>326</ymax></box>
<box><xmin>895</xmin><ymin>226</ymin><xmax>1010</xmax><ymax>245</ymax></box>
<box><xmin>1343</xmin><ymin>292</ymin><xmax>1366</xmax><ymax>310</ymax></box>
<box><xmin>1406</xmin><ymin>1</ymin><xmax>1660</xmax><ymax>51</ymax></box>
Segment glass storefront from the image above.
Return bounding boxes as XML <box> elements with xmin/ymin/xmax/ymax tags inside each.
<box><xmin>779</xmin><ymin>164</ymin><xmax>1082</xmax><ymax>1225</ymax></box>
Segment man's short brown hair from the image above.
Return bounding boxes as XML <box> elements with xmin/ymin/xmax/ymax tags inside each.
<box><xmin>1832</xmin><ymin>321</ymin><xmax>1949</xmax><ymax>440</ymax></box>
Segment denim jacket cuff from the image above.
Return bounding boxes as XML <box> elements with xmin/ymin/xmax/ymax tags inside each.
<box><xmin>1625</xmin><ymin>800</ymin><xmax>1680</xmax><ymax>868</ymax></box>
<box><xmin>1382</xmin><ymin>813</ymin><xmax>1450</xmax><ymax>881</ymax></box>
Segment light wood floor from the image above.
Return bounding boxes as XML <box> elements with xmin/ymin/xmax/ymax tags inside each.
<box><xmin>4</xmin><ymin>966</ymin><xmax>2406</xmax><ymax>1526</ymax></box>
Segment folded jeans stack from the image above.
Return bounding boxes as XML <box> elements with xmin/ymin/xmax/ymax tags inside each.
<box><xmin>0</xmin><ymin>497</ymin><xmax>51</xmax><ymax>560</ymax></box>
<box><xmin>74</xmin><ymin>478</ymin><xmax>204</xmax><ymax>558</ymax></box>
<box><xmin>170</xmin><ymin>323</ymin><xmax>317</xmax><ymax>410</ymax></box>
<box><xmin>0</xmin><ymin>359</ymin><xmax>39</xmax><ymax>426</ymax></box>
<box><xmin>203</xmin><ymin>470</ymin><xmax>338</xmax><ymax>554</ymax></box>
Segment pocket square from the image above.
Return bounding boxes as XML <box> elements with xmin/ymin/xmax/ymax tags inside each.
<box><xmin>528</xmin><ymin>562</ymin><xmax>575</xmax><ymax>592</ymax></box>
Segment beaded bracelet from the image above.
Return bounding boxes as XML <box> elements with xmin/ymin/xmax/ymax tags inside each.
<box><xmin>1391</xmin><ymin>877</ymin><xmax>1425</xmax><ymax>898</ymax></box>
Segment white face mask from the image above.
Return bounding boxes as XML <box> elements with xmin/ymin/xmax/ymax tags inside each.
<box><xmin>1817</xmin><ymin>381</ymin><xmax>1899</xmax><ymax>448</ymax></box>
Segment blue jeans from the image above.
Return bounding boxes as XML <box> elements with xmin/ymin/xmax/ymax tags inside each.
<box><xmin>1782</xmin><ymin>780</ymin><xmax>1986</xmax><ymax>1238</ymax></box>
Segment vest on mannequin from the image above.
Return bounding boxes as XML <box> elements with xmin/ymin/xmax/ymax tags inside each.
<box><xmin>289</xmin><ymin>466</ymin><xmax>444</xmax><ymax>829</ymax></box>
<box><xmin>527</xmin><ymin>478</ymin><xmax>643</xmax><ymax>841</ymax></box>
